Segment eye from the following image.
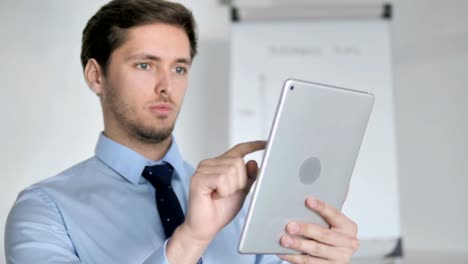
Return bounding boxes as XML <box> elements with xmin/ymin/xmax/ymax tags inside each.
<box><xmin>136</xmin><ymin>63</ymin><xmax>151</xmax><ymax>70</ymax></box>
<box><xmin>173</xmin><ymin>66</ymin><xmax>187</xmax><ymax>75</ymax></box>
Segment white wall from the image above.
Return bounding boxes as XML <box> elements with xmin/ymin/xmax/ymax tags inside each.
<box><xmin>0</xmin><ymin>1</ymin><xmax>107</xmax><ymax>262</ymax></box>
<box><xmin>1</xmin><ymin>0</ymin><xmax>467</xmax><ymax>263</ymax></box>
<box><xmin>392</xmin><ymin>0</ymin><xmax>468</xmax><ymax>255</ymax></box>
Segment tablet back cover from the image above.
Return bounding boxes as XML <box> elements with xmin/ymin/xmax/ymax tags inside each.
<box><xmin>238</xmin><ymin>79</ymin><xmax>374</xmax><ymax>254</ymax></box>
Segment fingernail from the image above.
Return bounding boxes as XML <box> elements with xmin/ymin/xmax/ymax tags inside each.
<box><xmin>281</xmin><ymin>236</ymin><xmax>292</xmax><ymax>247</ymax></box>
<box><xmin>277</xmin><ymin>254</ymin><xmax>286</xmax><ymax>259</ymax></box>
<box><xmin>287</xmin><ymin>222</ymin><xmax>299</xmax><ymax>234</ymax></box>
<box><xmin>307</xmin><ymin>197</ymin><xmax>319</xmax><ymax>208</ymax></box>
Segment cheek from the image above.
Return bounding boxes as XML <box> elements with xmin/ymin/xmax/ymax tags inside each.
<box><xmin>173</xmin><ymin>80</ymin><xmax>188</xmax><ymax>102</ymax></box>
<box><xmin>107</xmin><ymin>72</ymin><xmax>150</xmax><ymax>106</ymax></box>
<box><xmin>122</xmin><ymin>71</ymin><xmax>155</xmax><ymax>92</ymax></box>
<box><xmin>110</xmin><ymin>72</ymin><xmax>159</xmax><ymax>107</ymax></box>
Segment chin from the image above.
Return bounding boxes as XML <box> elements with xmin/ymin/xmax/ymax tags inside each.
<box><xmin>132</xmin><ymin>122</ymin><xmax>175</xmax><ymax>143</ymax></box>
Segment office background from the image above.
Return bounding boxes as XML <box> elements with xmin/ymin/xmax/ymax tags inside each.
<box><xmin>1</xmin><ymin>0</ymin><xmax>467</xmax><ymax>263</ymax></box>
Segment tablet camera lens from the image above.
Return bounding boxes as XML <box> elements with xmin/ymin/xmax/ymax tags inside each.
<box><xmin>290</xmin><ymin>86</ymin><xmax>294</xmax><ymax>91</ymax></box>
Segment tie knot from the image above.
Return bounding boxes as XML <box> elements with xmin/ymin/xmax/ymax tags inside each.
<box><xmin>142</xmin><ymin>163</ymin><xmax>174</xmax><ymax>187</ymax></box>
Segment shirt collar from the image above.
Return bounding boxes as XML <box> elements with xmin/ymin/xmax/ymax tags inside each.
<box><xmin>95</xmin><ymin>133</ymin><xmax>186</xmax><ymax>185</ymax></box>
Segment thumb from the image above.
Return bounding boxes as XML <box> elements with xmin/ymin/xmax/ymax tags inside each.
<box><xmin>245</xmin><ymin>160</ymin><xmax>259</xmax><ymax>188</ymax></box>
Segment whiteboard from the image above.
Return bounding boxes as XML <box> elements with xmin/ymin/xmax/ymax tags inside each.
<box><xmin>230</xmin><ymin>20</ymin><xmax>401</xmax><ymax>257</ymax></box>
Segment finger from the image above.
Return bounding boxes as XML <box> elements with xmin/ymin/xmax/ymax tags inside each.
<box><xmin>191</xmin><ymin>172</ymin><xmax>221</xmax><ymax>195</ymax></box>
<box><xmin>280</xmin><ymin>235</ymin><xmax>354</xmax><ymax>262</ymax></box>
<box><xmin>196</xmin><ymin>159</ymin><xmax>255</xmax><ymax>198</ymax></box>
<box><xmin>222</xmin><ymin>141</ymin><xmax>266</xmax><ymax>158</ymax></box>
<box><xmin>245</xmin><ymin>160</ymin><xmax>259</xmax><ymax>180</ymax></box>
<box><xmin>194</xmin><ymin>172</ymin><xmax>241</xmax><ymax>199</ymax></box>
<box><xmin>286</xmin><ymin>222</ymin><xmax>360</xmax><ymax>250</ymax></box>
<box><xmin>277</xmin><ymin>252</ymin><xmax>329</xmax><ymax>264</ymax></box>
<box><xmin>197</xmin><ymin>166</ymin><xmax>247</xmax><ymax>194</ymax></box>
<box><xmin>243</xmin><ymin>160</ymin><xmax>259</xmax><ymax>193</ymax></box>
<box><xmin>196</xmin><ymin>159</ymin><xmax>243</xmax><ymax>176</ymax></box>
<box><xmin>197</xmin><ymin>157</ymin><xmax>232</xmax><ymax>168</ymax></box>
<box><xmin>306</xmin><ymin>197</ymin><xmax>358</xmax><ymax>236</ymax></box>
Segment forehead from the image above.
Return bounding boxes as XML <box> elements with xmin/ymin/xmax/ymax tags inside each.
<box><xmin>115</xmin><ymin>23</ymin><xmax>191</xmax><ymax>60</ymax></box>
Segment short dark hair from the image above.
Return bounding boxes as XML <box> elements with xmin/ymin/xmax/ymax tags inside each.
<box><xmin>81</xmin><ymin>0</ymin><xmax>197</xmax><ymax>74</ymax></box>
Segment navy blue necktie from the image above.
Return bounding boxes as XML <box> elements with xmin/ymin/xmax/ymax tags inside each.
<box><xmin>142</xmin><ymin>163</ymin><xmax>185</xmax><ymax>238</ymax></box>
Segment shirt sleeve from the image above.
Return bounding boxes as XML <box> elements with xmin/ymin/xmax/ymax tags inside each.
<box><xmin>143</xmin><ymin>239</ymin><xmax>203</xmax><ymax>264</ymax></box>
<box><xmin>142</xmin><ymin>239</ymin><xmax>170</xmax><ymax>264</ymax></box>
<box><xmin>255</xmin><ymin>254</ymin><xmax>287</xmax><ymax>264</ymax></box>
<box><xmin>5</xmin><ymin>187</ymin><xmax>195</xmax><ymax>264</ymax></box>
<box><xmin>4</xmin><ymin>187</ymin><xmax>81</xmax><ymax>264</ymax></box>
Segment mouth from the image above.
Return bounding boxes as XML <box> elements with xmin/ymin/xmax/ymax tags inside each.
<box><xmin>148</xmin><ymin>103</ymin><xmax>174</xmax><ymax>117</ymax></box>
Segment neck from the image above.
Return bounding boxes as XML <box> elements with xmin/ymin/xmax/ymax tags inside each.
<box><xmin>103</xmin><ymin>129</ymin><xmax>173</xmax><ymax>161</ymax></box>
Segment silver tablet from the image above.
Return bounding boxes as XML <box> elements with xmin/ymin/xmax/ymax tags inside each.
<box><xmin>238</xmin><ymin>79</ymin><xmax>374</xmax><ymax>254</ymax></box>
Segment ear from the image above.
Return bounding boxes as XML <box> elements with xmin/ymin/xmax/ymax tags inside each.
<box><xmin>84</xmin><ymin>58</ymin><xmax>105</xmax><ymax>96</ymax></box>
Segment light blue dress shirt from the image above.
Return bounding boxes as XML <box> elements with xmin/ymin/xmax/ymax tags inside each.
<box><xmin>5</xmin><ymin>134</ymin><xmax>284</xmax><ymax>264</ymax></box>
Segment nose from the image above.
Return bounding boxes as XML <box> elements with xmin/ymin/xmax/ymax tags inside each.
<box><xmin>154</xmin><ymin>68</ymin><xmax>172</xmax><ymax>97</ymax></box>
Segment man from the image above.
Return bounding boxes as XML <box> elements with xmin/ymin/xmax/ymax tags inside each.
<box><xmin>5</xmin><ymin>0</ymin><xmax>359</xmax><ymax>263</ymax></box>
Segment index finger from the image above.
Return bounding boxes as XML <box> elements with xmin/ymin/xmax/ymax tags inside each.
<box><xmin>223</xmin><ymin>141</ymin><xmax>267</xmax><ymax>158</ymax></box>
<box><xmin>306</xmin><ymin>197</ymin><xmax>358</xmax><ymax>236</ymax></box>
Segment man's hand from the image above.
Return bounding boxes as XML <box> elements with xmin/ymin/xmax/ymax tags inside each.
<box><xmin>277</xmin><ymin>197</ymin><xmax>360</xmax><ymax>264</ymax></box>
<box><xmin>167</xmin><ymin>141</ymin><xmax>266</xmax><ymax>263</ymax></box>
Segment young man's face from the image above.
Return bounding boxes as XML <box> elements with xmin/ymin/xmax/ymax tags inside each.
<box><xmin>101</xmin><ymin>23</ymin><xmax>191</xmax><ymax>143</ymax></box>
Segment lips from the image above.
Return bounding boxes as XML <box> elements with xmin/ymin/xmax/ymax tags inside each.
<box><xmin>149</xmin><ymin>103</ymin><xmax>174</xmax><ymax>116</ymax></box>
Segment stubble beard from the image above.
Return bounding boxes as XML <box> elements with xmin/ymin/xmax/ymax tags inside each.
<box><xmin>128</xmin><ymin>117</ymin><xmax>175</xmax><ymax>144</ymax></box>
<box><xmin>107</xmin><ymin>86</ymin><xmax>177</xmax><ymax>144</ymax></box>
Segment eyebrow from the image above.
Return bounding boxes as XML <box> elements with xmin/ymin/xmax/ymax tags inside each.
<box><xmin>125</xmin><ymin>53</ymin><xmax>192</xmax><ymax>65</ymax></box>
